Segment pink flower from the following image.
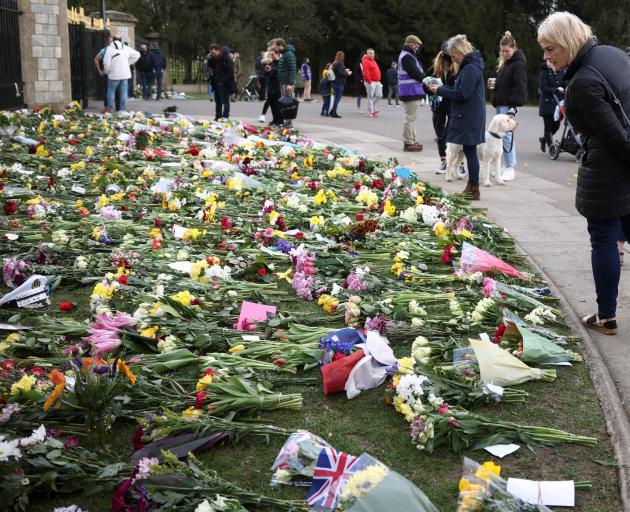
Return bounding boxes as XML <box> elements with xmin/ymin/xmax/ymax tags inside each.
<box><xmin>84</xmin><ymin>312</ymin><xmax>137</xmax><ymax>356</ymax></box>
<box><xmin>437</xmin><ymin>403</ymin><xmax>449</xmax><ymax>414</ymax></box>
<box><xmin>482</xmin><ymin>277</ymin><xmax>496</xmax><ymax>298</ymax></box>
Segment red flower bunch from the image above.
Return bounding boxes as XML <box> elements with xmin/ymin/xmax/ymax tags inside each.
<box><xmin>441</xmin><ymin>245</ymin><xmax>455</xmax><ymax>265</ymax></box>
<box><xmin>220</xmin><ymin>216</ymin><xmax>233</xmax><ymax>231</ymax></box>
<box><xmin>59</xmin><ymin>301</ymin><xmax>74</xmax><ymax>312</ymax></box>
<box><xmin>257</xmin><ymin>267</ymin><xmax>267</xmax><ymax>277</ymax></box>
<box><xmin>187</xmin><ymin>146</ymin><xmax>200</xmax><ymax>156</ymax></box>
<box><xmin>4</xmin><ymin>201</ymin><xmax>17</xmax><ymax>216</ymax></box>
<box><xmin>493</xmin><ymin>323</ymin><xmax>506</xmax><ymax>344</ymax></box>
<box><xmin>118</xmin><ymin>275</ymin><xmax>128</xmax><ymax>285</ymax></box>
<box><xmin>371</xmin><ymin>178</ymin><xmax>384</xmax><ymax>190</ymax></box>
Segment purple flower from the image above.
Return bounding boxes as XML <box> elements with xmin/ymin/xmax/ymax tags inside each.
<box><xmin>0</xmin><ymin>403</ymin><xmax>19</xmax><ymax>423</ymax></box>
<box><xmin>346</xmin><ymin>270</ymin><xmax>368</xmax><ymax>292</ymax></box>
<box><xmin>64</xmin><ymin>436</ymin><xmax>79</xmax><ymax>448</ymax></box>
<box><xmin>292</xmin><ymin>271</ymin><xmax>314</xmax><ymax>300</ymax></box>
<box><xmin>275</xmin><ymin>238</ymin><xmax>294</xmax><ymax>254</ymax></box>
<box><xmin>364</xmin><ymin>315</ymin><xmax>390</xmax><ymax>335</ymax></box>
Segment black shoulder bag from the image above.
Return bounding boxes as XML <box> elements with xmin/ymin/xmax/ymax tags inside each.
<box><xmin>585</xmin><ymin>65</ymin><xmax>630</xmax><ymax>127</ymax></box>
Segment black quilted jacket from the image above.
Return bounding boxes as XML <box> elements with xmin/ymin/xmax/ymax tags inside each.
<box><xmin>565</xmin><ymin>41</ymin><xmax>630</xmax><ymax>219</ymax></box>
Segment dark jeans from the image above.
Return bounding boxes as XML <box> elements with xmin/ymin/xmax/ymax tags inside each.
<box><xmin>330</xmin><ymin>84</ymin><xmax>344</xmax><ymax>114</ymax></box>
<box><xmin>587</xmin><ymin>216</ymin><xmax>630</xmax><ymax>318</ymax></box>
<box><xmin>154</xmin><ymin>70</ymin><xmax>164</xmax><ymax>99</ymax></box>
<box><xmin>432</xmin><ymin>107</ymin><xmax>448</xmax><ymax>158</ymax></box>
<box><xmin>258</xmin><ymin>76</ymin><xmax>267</xmax><ymax>101</ymax></box>
<box><xmin>262</xmin><ymin>97</ymin><xmax>271</xmax><ymax>115</ymax></box>
<box><xmin>542</xmin><ymin>115</ymin><xmax>561</xmax><ymax>146</ymax></box>
<box><xmin>213</xmin><ymin>84</ymin><xmax>230</xmax><ymax>119</ymax></box>
<box><xmin>387</xmin><ymin>84</ymin><xmax>399</xmax><ymax>105</ymax></box>
<box><xmin>268</xmin><ymin>92</ymin><xmax>283</xmax><ymax>125</ymax></box>
<box><xmin>463</xmin><ymin>145</ymin><xmax>480</xmax><ymax>184</ymax></box>
<box><xmin>321</xmin><ymin>94</ymin><xmax>331</xmax><ymax>115</ymax></box>
<box><xmin>140</xmin><ymin>72</ymin><xmax>154</xmax><ymax>99</ymax></box>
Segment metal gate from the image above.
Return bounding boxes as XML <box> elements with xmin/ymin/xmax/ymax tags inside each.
<box><xmin>0</xmin><ymin>0</ymin><xmax>24</xmax><ymax>110</ymax></box>
<box><xmin>68</xmin><ymin>23</ymin><xmax>107</xmax><ymax>107</ymax></box>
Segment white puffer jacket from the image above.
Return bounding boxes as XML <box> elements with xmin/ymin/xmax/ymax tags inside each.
<box><xmin>103</xmin><ymin>41</ymin><xmax>140</xmax><ymax>80</ymax></box>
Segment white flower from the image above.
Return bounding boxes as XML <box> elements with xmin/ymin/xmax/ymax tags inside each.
<box><xmin>330</xmin><ymin>283</ymin><xmax>343</xmax><ymax>296</ymax></box>
<box><xmin>417</xmin><ymin>204</ymin><xmax>440</xmax><ymax>226</ymax></box>
<box><xmin>0</xmin><ymin>438</ymin><xmax>21</xmax><ymax>462</ymax></box>
<box><xmin>395</xmin><ymin>250</ymin><xmax>409</xmax><ymax>261</ymax></box>
<box><xmin>195</xmin><ymin>499</ymin><xmax>216</xmax><ymax>512</ymax></box>
<box><xmin>53</xmin><ymin>506</ymin><xmax>87</xmax><ymax>512</ymax></box>
<box><xmin>206</xmin><ymin>264</ymin><xmax>232</xmax><ymax>280</ymax></box>
<box><xmin>176</xmin><ymin>250</ymin><xmax>189</xmax><ymax>260</ymax></box>
<box><xmin>157</xmin><ymin>336</ymin><xmax>178</xmax><ymax>353</ymax></box>
<box><xmin>19</xmin><ymin>424</ymin><xmax>46</xmax><ymax>448</ymax></box>
<box><xmin>411</xmin><ymin>317</ymin><xmax>425</xmax><ymax>326</ymax></box>
<box><xmin>399</xmin><ymin>206</ymin><xmax>417</xmax><ymax>223</ymax></box>
<box><xmin>408</xmin><ymin>300</ymin><xmax>427</xmax><ymax>316</ymax></box>
<box><xmin>52</xmin><ymin>230</ymin><xmax>69</xmax><ymax>245</ymax></box>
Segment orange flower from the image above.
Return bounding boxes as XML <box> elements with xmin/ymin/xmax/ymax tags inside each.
<box><xmin>117</xmin><ymin>360</ymin><xmax>137</xmax><ymax>385</ymax></box>
<box><xmin>49</xmin><ymin>369</ymin><xmax>65</xmax><ymax>386</ymax></box>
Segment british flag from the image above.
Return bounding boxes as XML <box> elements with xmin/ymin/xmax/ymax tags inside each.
<box><xmin>306</xmin><ymin>447</ymin><xmax>360</xmax><ymax>509</ymax></box>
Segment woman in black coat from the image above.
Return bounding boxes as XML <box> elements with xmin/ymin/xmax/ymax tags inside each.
<box><xmin>537</xmin><ymin>60</ymin><xmax>565</xmax><ymax>152</ymax></box>
<box><xmin>490</xmin><ymin>31</ymin><xmax>528</xmax><ymax>181</ymax></box>
<box><xmin>354</xmin><ymin>57</ymin><xmax>367</xmax><ymax>113</ymax></box>
<box><xmin>538</xmin><ymin>12</ymin><xmax>630</xmax><ymax>335</ymax></box>
<box><xmin>428</xmin><ymin>34</ymin><xmax>486</xmax><ymax>200</ymax></box>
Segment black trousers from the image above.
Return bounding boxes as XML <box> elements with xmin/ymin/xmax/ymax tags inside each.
<box><xmin>542</xmin><ymin>115</ymin><xmax>561</xmax><ymax>145</ymax></box>
<box><xmin>432</xmin><ymin>106</ymin><xmax>448</xmax><ymax>158</ymax></box>
<box><xmin>268</xmin><ymin>92</ymin><xmax>283</xmax><ymax>125</ymax></box>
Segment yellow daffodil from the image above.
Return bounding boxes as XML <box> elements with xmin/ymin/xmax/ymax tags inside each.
<box><xmin>170</xmin><ymin>290</ymin><xmax>194</xmax><ymax>306</ymax></box>
<box><xmin>275</xmin><ymin>268</ymin><xmax>293</xmax><ymax>284</ymax></box>
<box><xmin>228</xmin><ymin>344</ymin><xmax>246</xmax><ymax>353</ymax></box>
<box><xmin>11</xmin><ymin>374</ymin><xmax>36</xmax><ymax>395</ymax></box>
<box><xmin>140</xmin><ymin>326</ymin><xmax>159</xmax><ymax>338</ymax></box>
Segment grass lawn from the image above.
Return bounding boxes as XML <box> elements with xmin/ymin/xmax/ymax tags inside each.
<box><xmin>27</xmin><ymin>288</ymin><xmax>620</xmax><ymax>511</ymax></box>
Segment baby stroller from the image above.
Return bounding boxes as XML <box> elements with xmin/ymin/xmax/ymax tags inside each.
<box><xmin>548</xmin><ymin>95</ymin><xmax>585</xmax><ymax>163</ymax></box>
<box><xmin>238</xmin><ymin>74</ymin><xmax>260</xmax><ymax>102</ymax></box>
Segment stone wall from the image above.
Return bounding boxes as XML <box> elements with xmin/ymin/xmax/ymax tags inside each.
<box><xmin>18</xmin><ymin>0</ymin><xmax>72</xmax><ymax>107</ymax></box>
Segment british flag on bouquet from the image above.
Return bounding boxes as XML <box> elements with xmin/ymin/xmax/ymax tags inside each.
<box><xmin>305</xmin><ymin>447</ymin><xmax>360</xmax><ymax>509</ymax></box>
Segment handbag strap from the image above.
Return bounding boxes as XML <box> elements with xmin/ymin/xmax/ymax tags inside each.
<box><xmin>584</xmin><ymin>65</ymin><xmax>630</xmax><ymax>127</ymax></box>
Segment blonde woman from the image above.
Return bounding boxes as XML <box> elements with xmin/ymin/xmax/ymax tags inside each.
<box><xmin>431</xmin><ymin>43</ymin><xmax>460</xmax><ymax>173</ymax></box>
<box><xmin>538</xmin><ymin>12</ymin><xmax>630</xmax><ymax>335</ymax></box>
<box><xmin>489</xmin><ymin>31</ymin><xmax>528</xmax><ymax>181</ymax></box>
<box><xmin>428</xmin><ymin>35</ymin><xmax>485</xmax><ymax>200</ymax></box>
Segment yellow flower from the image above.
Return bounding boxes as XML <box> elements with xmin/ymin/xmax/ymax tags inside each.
<box><xmin>96</xmin><ymin>194</ymin><xmax>109</xmax><ymax>209</ymax></box>
<box><xmin>317</xmin><ymin>294</ymin><xmax>339</xmax><ymax>313</ymax></box>
<box><xmin>37</xmin><ymin>121</ymin><xmax>46</xmax><ymax>134</ymax></box>
<box><xmin>226</xmin><ymin>177</ymin><xmax>242</xmax><ymax>190</ymax></box>
<box><xmin>92</xmin><ymin>281</ymin><xmax>115</xmax><ymax>301</ymax></box>
<box><xmin>229</xmin><ymin>344</ymin><xmax>246</xmax><ymax>353</ymax></box>
<box><xmin>341</xmin><ymin>464</ymin><xmax>389</xmax><ymax>500</ymax></box>
<box><xmin>182</xmin><ymin>228</ymin><xmax>200</xmax><ymax>241</ymax></box>
<box><xmin>11</xmin><ymin>374</ymin><xmax>36</xmax><ymax>396</ymax></box>
<box><xmin>196</xmin><ymin>374</ymin><xmax>214</xmax><ymax>392</ymax></box>
<box><xmin>326</xmin><ymin>190</ymin><xmax>337</xmax><ymax>202</ymax></box>
<box><xmin>149</xmin><ymin>227</ymin><xmax>162</xmax><ymax>239</ymax></box>
<box><xmin>475</xmin><ymin>461</ymin><xmax>501</xmax><ymax>481</ymax></box>
<box><xmin>269</xmin><ymin>210</ymin><xmax>280</xmax><ymax>224</ymax></box>
<box><xmin>190</xmin><ymin>260</ymin><xmax>209</xmax><ymax>283</ymax></box>
<box><xmin>110</xmin><ymin>192</ymin><xmax>125</xmax><ymax>201</ymax></box>
<box><xmin>391</xmin><ymin>261</ymin><xmax>404</xmax><ymax>276</ymax></box>
<box><xmin>356</xmin><ymin>188</ymin><xmax>378</xmax><ymax>207</ymax></box>
<box><xmin>433</xmin><ymin>222</ymin><xmax>450</xmax><ymax>238</ymax></box>
<box><xmin>75</xmin><ymin>199</ymin><xmax>84</xmax><ymax>210</ymax></box>
<box><xmin>0</xmin><ymin>332</ymin><xmax>21</xmax><ymax>353</ymax></box>
<box><xmin>397</xmin><ymin>356</ymin><xmax>415</xmax><ymax>374</ymax></box>
<box><xmin>310</xmin><ymin>215</ymin><xmax>325</xmax><ymax>226</ymax></box>
<box><xmin>383</xmin><ymin>198</ymin><xmax>396</xmax><ymax>216</ymax></box>
<box><xmin>140</xmin><ymin>326</ymin><xmax>159</xmax><ymax>338</ymax></box>
<box><xmin>182</xmin><ymin>406</ymin><xmax>203</xmax><ymax>419</ymax></box>
<box><xmin>459</xmin><ymin>228</ymin><xmax>474</xmax><ymax>238</ymax></box>
<box><xmin>170</xmin><ymin>290</ymin><xmax>194</xmax><ymax>306</ymax></box>
<box><xmin>313</xmin><ymin>189</ymin><xmax>327</xmax><ymax>206</ymax></box>
<box><xmin>85</xmin><ymin>147</ymin><xmax>94</xmax><ymax>155</ymax></box>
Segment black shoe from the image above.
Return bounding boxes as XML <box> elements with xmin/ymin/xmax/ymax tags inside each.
<box><xmin>539</xmin><ymin>137</ymin><xmax>546</xmax><ymax>153</ymax></box>
<box><xmin>330</xmin><ymin>113</ymin><xmax>341</xmax><ymax>118</ymax></box>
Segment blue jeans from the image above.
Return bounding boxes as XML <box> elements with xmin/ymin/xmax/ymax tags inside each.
<box><xmin>213</xmin><ymin>83</ymin><xmax>230</xmax><ymax>119</ymax></box>
<box><xmin>140</xmin><ymin>72</ymin><xmax>153</xmax><ymax>99</ymax></box>
<box><xmin>330</xmin><ymin>84</ymin><xmax>344</xmax><ymax>114</ymax></box>
<box><xmin>496</xmin><ymin>106</ymin><xmax>516</xmax><ymax>167</ymax></box>
<box><xmin>207</xmin><ymin>81</ymin><xmax>214</xmax><ymax>99</ymax></box>
<box><xmin>463</xmin><ymin>145</ymin><xmax>480</xmax><ymax>184</ymax></box>
<box><xmin>587</xmin><ymin>216</ymin><xmax>630</xmax><ymax>317</ymax></box>
<box><xmin>154</xmin><ymin>70</ymin><xmax>164</xmax><ymax>99</ymax></box>
<box><xmin>321</xmin><ymin>94</ymin><xmax>331</xmax><ymax>115</ymax></box>
<box><xmin>107</xmin><ymin>79</ymin><xmax>128</xmax><ymax>111</ymax></box>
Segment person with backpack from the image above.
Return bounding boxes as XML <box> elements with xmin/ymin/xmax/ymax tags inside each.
<box><xmin>102</xmin><ymin>37</ymin><xmax>140</xmax><ymax>112</ymax></box>
<box><xmin>320</xmin><ymin>63</ymin><xmax>334</xmax><ymax>116</ymax></box>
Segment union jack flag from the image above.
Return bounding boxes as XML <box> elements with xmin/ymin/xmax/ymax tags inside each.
<box><xmin>306</xmin><ymin>447</ymin><xmax>360</xmax><ymax>509</ymax></box>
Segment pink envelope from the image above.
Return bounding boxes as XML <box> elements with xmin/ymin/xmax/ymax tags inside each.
<box><xmin>236</xmin><ymin>301</ymin><xmax>277</xmax><ymax>330</ymax></box>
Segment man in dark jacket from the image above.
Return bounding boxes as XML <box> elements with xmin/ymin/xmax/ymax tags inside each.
<box><xmin>208</xmin><ymin>43</ymin><xmax>235</xmax><ymax>121</ymax></box>
<box><xmin>276</xmin><ymin>39</ymin><xmax>297</xmax><ymax>127</ymax></box>
<box><xmin>149</xmin><ymin>42</ymin><xmax>167</xmax><ymax>100</ymax></box>
<box><xmin>135</xmin><ymin>44</ymin><xmax>154</xmax><ymax>100</ymax></box>
<box><xmin>397</xmin><ymin>35</ymin><xmax>426</xmax><ymax>151</ymax></box>
<box><xmin>386</xmin><ymin>62</ymin><xmax>399</xmax><ymax>106</ymax></box>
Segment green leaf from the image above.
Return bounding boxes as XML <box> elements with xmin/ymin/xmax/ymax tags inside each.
<box><xmin>97</xmin><ymin>462</ymin><xmax>128</xmax><ymax>479</ymax></box>
<box><xmin>45</xmin><ymin>449</ymin><xmax>62</xmax><ymax>460</ymax></box>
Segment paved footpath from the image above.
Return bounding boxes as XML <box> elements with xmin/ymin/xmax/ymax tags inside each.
<box><xmin>122</xmin><ymin>96</ymin><xmax>630</xmax><ymax>502</ymax></box>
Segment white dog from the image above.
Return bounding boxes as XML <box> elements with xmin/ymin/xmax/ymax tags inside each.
<box><xmin>444</xmin><ymin>114</ymin><xmax>518</xmax><ymax>186</ymax></box>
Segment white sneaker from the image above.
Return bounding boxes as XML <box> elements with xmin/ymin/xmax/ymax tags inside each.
<box><xmin>435</xmin><ymin>160</ymin><xmax>447</xmax><ymax>174</ymax></box>
<box><xmin>501</xmin><ymin>167</ymin><xmax>515</xmax><ymax>181</ymax></box>
<box><xmin>258</xmin><ymin>115</ymin><xmax>266</xmax><ymax>123</ymax></box>
<box><xmin>357</xmin><ymin>109</ymin><xmax>364</xmax><ymax>114</ymax></box>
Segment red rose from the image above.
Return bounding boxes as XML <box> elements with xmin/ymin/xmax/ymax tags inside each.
<box><xmin>118</xmin><ymin>275</ymin><xmax>128</xmax><ymax>285</ymax></box>
<box><xmin>195</xmin><ymin>391</ymin><xmax>207</xmax><ymax>409</ymax></box>
<box><xmin>441</xmin><ymin>245</ymin><xmax>454</xmax><ymax>265</ymax></box>
<box><xmin>187</xmin><ymin>146</ymin><xmax>200</xmax><ymax>156</ymax></box>
<box><xmin>203</xmin><ymin>368</ymin><xmax>217</xmax><ymax>376</ymax></box>
<box><xmin>295</xmin><ymin>232</ymin><xmax>304</xmax><ymax>239</ymax></box>
<box><xmin>272</xmin><ymin>358</ymin><xmax>285</xmax><ymax>367</ymax></box>
<box><xmin>154</xmin><ymin>218</ymin><xmax>163</xmax><ymax>227</ymax></box>
<box><xmin>220</xmin><ymin>216</ymin><xmax>233</xmax><ymax>230</ymax></box>
<box><xmin>257</xmin><ymin>267</ymin><xmax>267</xmax><ymax>276</ymax></box>
<box><xmin>4</xmin><ymin>201</ymin><xmax>17</xmax><ymax>216</ymax></box>
<box><xmin>128</xmin><ymin>191</ymin><xmax>136</xmax><ymax>201</ymax></box>
<box><xmin>356</xmin><ymin>213</ymin><xmax>365</xmax><ymax>221</ymax></box>
<box><xmin>493</xmin><ymin>323</ymin><xmax>506</xmax><ymax>344</ymax></box>
<box><xmin>59</xmin><ymin>301</ymin><xmax>74</xmax><ymax>312</ymax></box>
<box><xmin>30</xmin><ymin>367</ymin><xmax>46</xmax><ymax>375</ymax></box>
<box><xmin>309</xmin><ymin>182</ymin><xmax>317</xmax><ymax>191</ymax></box>
<box><xmin>371</xmin><ymin>179</ymin><xmax>383</xmax><ymax>190</ymax></box>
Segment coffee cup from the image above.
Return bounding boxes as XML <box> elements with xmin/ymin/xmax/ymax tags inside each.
<box><xmin>488</xmin><ymin>78</ymin><xmax>496</xmax><ymax>90</ymax></box>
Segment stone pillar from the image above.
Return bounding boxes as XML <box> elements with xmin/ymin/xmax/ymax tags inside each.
<box><xmin>18</xmin><ymin>0</ymin><xmax>72</xmax><ymax>108</ymax></box>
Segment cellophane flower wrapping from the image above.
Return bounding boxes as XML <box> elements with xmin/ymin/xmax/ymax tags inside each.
<box><xmin>339</xmin><ymin>453</ymin><xmax>438</xmax><ymax>512</ymax></box>
<box><xmin>270</xmin><ymin>430</ymin><xmax>333</xmax><ymax>486</ymax></box>
<box><xmin>457</xmin><ymin>457</ymin><xmax>552</xmax><ymax>512</ymax></box>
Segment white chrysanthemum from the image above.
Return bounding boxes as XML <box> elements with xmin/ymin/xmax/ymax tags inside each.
<box><xmin>19</xmin><ymin>424</ymin><xmax>46</xmax><ymax>448</ymax></box>
<box><xmin>0</xmin><ymin>438</ymin><xmax>21</xmax><ymax>462</ymax></box>
<box><xmin>399</xmin><ymin>206</ymin><xmax>417</xmax><ymax>223</ymax></box>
